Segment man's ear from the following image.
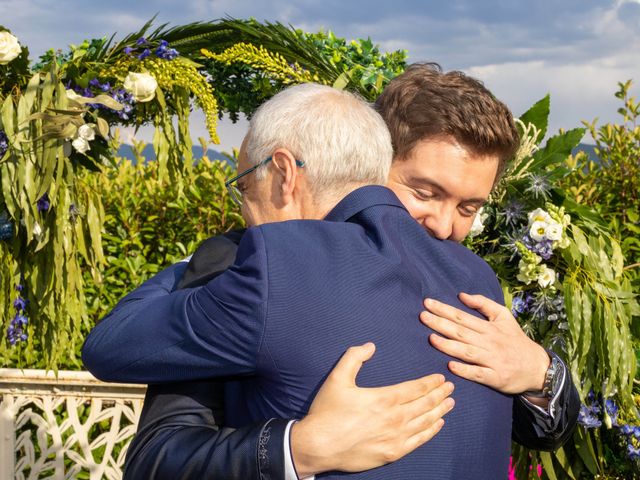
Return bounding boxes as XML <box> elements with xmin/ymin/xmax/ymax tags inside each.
<box><xmin>271</xmin><ymin>148</ymin><xmax>300</xmax><ymax>204</ymax></box>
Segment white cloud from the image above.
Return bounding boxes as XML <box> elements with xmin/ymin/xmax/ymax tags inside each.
<box><xmin>3</xmin><ymin>0</ymin><xmax>639</xmax><ymax>151</ymax></box>
<box><xmin>468</xmin><ymin>57</ymin><xmax>640</xmax><ymax>141</ymax></box>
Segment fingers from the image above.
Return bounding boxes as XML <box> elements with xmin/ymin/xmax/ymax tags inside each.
<box><xmin>380</xmin><ymin>382</ymin><xmax>455</xmax><ymax>462</ymax></box>
<box><xmin>329</xmin><ymin>343</ymin><xmax>376</xmax><ymax>385</ymax></box>
<box><xmin>428</xmin><ymin>333</ymin><xmax>488</xmax><ymax>364</ymax></box>
<box><xmin>458</xmin><ymin>293</ymin><xmax>504</xmax><ymax>321</ymax></box>
<box><xmin>401</xmin><ymin>387</ymin><xmax>456</xmax><ymax>454</ymax></box>
<box><xmin>402</xmin><ymin>380</ymin><xmax>455</xmax><ymax>422</ymax></box>
<box><xmin>403</xmin><ymin>417</ymin><xmax>446</xmax><ymax>455</ymax></box>
<box><xmin>447</xmin><ymin>360</ymin><xmax>496</xmax><ymax>386</ymax></box>
<box><xmin>420</xmin><ymin>310</ymin><xmax>480</xmax><ymax>344</ymax></box>
<box><xmin>422</xmin><ymin>298</ymin><xmax>486</xmax><ymax>332</ymax></box>
<box><xmin>376</xmin><ymin>372</ymin><xmax>446</xmax><ymax>405</ymax></box>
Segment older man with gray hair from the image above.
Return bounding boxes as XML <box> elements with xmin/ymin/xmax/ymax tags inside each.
<box><xmin>84</xmin><ymin>81</ymin><xmax>521</xmax><ymax>479</ymax></box>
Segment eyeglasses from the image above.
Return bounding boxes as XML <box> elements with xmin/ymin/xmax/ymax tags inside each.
<box><xmin>225</xmin><ymin>156</ymin><xmax>305</xmax><ymax>206</ymax></box>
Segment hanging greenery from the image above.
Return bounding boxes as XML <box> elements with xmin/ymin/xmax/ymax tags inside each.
<box><xmin>0</xmin><ymin>17</ymin><xmax>638</xmax><ymax>477</ymax></box>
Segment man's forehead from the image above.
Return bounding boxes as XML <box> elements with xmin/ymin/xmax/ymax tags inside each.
<box><xmin>391</xmin><ymin>140</ymin><xmax>499</xmax><ymax>201</ymax></box>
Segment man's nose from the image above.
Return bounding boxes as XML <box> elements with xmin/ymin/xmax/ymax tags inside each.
<box><xmin>423</xmin><ymin>208</ymin><xmax>454</xmax><ymax>240</ymax></box>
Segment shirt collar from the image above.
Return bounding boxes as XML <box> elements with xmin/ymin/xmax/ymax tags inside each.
<box><xmin>324</xmin><ymin>185</ymin><xmax>407</xmax><ymax>223</ymax></box>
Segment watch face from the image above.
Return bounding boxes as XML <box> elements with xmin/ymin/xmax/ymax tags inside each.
<box><xmin>549</xmin><ymin>357</ymin><xmax>563</xmax><ymax>395</ymax></box>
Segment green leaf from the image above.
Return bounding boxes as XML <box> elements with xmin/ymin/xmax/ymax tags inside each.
<box><xmin>332</xmin><ymin>72</ymin><xmax>350</xmax><ymax>90</ymax></box>
<box><xmin>96</xmin><ymin>117</ymin><xmax>109</xmax><ymax>140</ymax></box>
<box><xmin>539</xmin><ymin>451</ymin><xmax>559</xmax><ymax>480</ymax></box>
<box><xmin>519</xmin><ymin>95</ymin><xmax>550</xmax><ymax>141</ymax></box>
<box><xmin>574</xmin><ymin>427</ymin><xmax>600</xmax><ymax>475</ymax></box>
<box><xmin>530</xmin><ymin>128</ymin><xmax>585</xmax><ymax>171</ymax></box>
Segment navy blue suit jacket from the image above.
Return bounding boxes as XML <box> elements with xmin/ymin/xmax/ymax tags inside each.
<box><xmin>85</xmin><ymin>186</ymin><xmax>514</xmax><ymax>478</ymax></box>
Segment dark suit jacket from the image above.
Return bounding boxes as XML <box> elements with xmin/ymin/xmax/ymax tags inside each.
<box><xmin>83</xmin><ymin>186</ymin><xmax>579</xmax><ymax>479</ymax></box>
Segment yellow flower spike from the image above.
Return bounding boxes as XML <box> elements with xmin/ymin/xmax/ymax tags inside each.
<box><xmin>98</xmin><ymin>56</ymin><xmax>220</xmax><ymax>144</ymax></box>
<box><xmin>201</xmin><ymin>44</ymin><xmax>319</xmax><ymax>85</ymax></box>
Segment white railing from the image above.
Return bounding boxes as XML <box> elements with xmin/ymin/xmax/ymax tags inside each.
<box><xmin>0</xmin><ymin>369</ymin><xmax>146</xmax><ymax>480</ymax></box>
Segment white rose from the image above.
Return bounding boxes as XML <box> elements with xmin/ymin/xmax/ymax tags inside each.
<box><xmin>78</xmin><ymin>124</ymin><xmax>96</xmax><ymax>141</ymax></box>
<box><xmin>537</xmin><ymin>265</ymin><xmax>556</xmax><ymax>288</ymax></box>
<box><xmin>468</xmin><ymin>208</ymin><xmax>487</xmax><ymax>238</ymax></box>
<box><xmin>529</xmin><ymin>220</ymin><xmax>549</xmax><ymax>242</ymax></box>
<box><xmin>0</xmin><ymin>31</ymin><xmax>21</xmax><ymax>65</ymax></box>
<box><xmin>545</xmin><ymin>221</ymin><xmax>563</xmax><ymax>242</ymax></box>
<box><xmin>72</xmin><ymin>136</ymin><xmax>90</xmax><ymax>154</ymax></box>
<box><xmin>527</xmin><ymin>208</ymin><xmax>553</xmax><ymax>227</ymax></box>
<box><xmin>123</xmin><ymin>72</ymin><xmax>158</xmax><ymax>102</ymax></box>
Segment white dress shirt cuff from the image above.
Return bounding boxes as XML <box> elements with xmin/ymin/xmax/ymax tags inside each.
<box><xmin>518</xmin><ymin>356</ymin><xmax>567</xmax><ymax>419</ymax></box>
<box><xmin>284</xmin><ymin>420</ymin><xmax>315</xmax><ymax>480</ymax></box>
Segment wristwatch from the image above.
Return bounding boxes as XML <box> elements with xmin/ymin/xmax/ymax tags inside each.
<box><xmin>524</xmin><ymin>352</ymin><xmax>564</xmax><ymax>399</ymax></box>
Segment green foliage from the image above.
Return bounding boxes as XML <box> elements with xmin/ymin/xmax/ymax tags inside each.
<box><xmin>80</xmin><ymin>146</ymin><xmax>244</xmax><ymax>344</ymax></box>
<box><xmin>199</xmin><ymin>18</ymin><xmax>407</xmax><ymax>120</ymax></box>
<box><xmin>469</xmin><ymin>95</ymin><xmax>639</xmax><ymax>479</ymax></box>
<box><xmin>303</xmin><ymin>30</ymin><xmax>407</xmax><ymax>97</ymax></box>
<box><xmin>1</xmin><ymin>17</ymin><xmax>639</xmax><ymax>477</ymax></box>
<box><xmin>562</xmin><ymin>80</ymin><xmax>640</xmax><ymax>290</ymax></box>
<box><xmin>0</xmin><ymin>26</ymin><xmax>31</xmax><ymax>95</ymax></box>
<box><xmin>0</xmin><ymin>64</ymin><xmax>105</xmax><ymax>368</ymax></box>
<box><xmin>3</xmin><ymin>143</ymin><xmax>243</xmax><ymax>369</ymax></box>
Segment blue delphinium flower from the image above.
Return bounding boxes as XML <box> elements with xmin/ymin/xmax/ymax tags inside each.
<box><xmin>578</xmin><ymin>404</ymin><xmax>602</xmax><ymax>429</ymax></box>
<box><xmin>111</xmin><ymin>89</ymin><xmax>135</xmax><ymax>120</ymax></box>
<box><xmin>155</xmin><ymin>39</ymin><xmax>179</xmax><ymax>60</ymax></box>
<box><xmin>13</xmin><ymin>297</ymin><xmax>27</xmax><ymax>310</ymax></box>
<box><xmin>0</xmin><ymin>210</ymin><xmax>13</xmax><ymax>241</ymax></box>
<box><xmin>621</xmin><ymin>424</ymin><xmax>634</xmax><ymax>436</ymax></box>
<box><xmin>628</xmin><ymin>442</ymin><xmax>640</xmax><ymax>460</ymax></box>
<box><xmin>37</xmin><ymin>192</ymin><xmax>50</xmax><ymax>212</ymax></box>
<box><xmin>604</xmin><ymin>399</ymin><xmax>619</xmax><ymax>426</ymax></box>
<box><xmin>75</xmin><ymin>80</ymin><xmax>136</xmax><ymax>121</ymax></box>
<box><xmin>511</xmin><ymin>293</ymin><xmax>533</xmax><ymax>318</ymax></box>
<box><xmin>136</xmin><ymin>37</ymin><xmax>148</xmax><ymax>46</ymax></box>
<box><xmin>511</xmin><ymin>295</ymin><xmax>528</xmax><ymax>317</ymax></box>
<box><xmin>0</xmin><ymin>130</ymin><xmax>9</xmax><ymax>158</ymax></box>
<box><xmin>522</xmin><ymin>234</ymin><xmax>554</xmax><ymax>260</ymax></box>
<box><xmin>124</xmin><ymin>46</ymin><xmax>135</xmax><ymax>55</ymax></box>
<box><xmin>137</xmin><ymin>48</ymin><xmax>151</xmax><ymax>60</ymax></box>
<box><xmin>7</xmin><ymin>283</ymin><xmax>29</xmax><ymax>345</ymax></box>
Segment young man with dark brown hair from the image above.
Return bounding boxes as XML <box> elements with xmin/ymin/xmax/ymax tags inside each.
<box><xmin>84</xmin><ymin>65</ymin><xmax>579</xmax><ymax>479</ymax></box>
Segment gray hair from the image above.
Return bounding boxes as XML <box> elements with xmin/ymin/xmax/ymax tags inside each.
<box><xmin>245</xmin><ymin>83</ymin><xmax>392</xmax><ymax>197</ymax></box>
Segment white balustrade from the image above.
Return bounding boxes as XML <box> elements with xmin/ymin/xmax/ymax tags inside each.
<box><xmin>0</xmin><ymin>369</ymin><xmax>146</xmax><ymax>480</ymax></box>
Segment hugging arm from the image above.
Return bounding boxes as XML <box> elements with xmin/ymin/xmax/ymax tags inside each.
<box><xmin>82</xmin><ymin>228</ymin><xmax>269</xmax><ymax>383</ymax></box>
<box><xmin>84</xmin><ymin>231</ymin><xmax>454</xmax><ymax>478</ymax></box>
<box><xmin>421</xmin><ymin>293</ymin><xmax>580</xmax><ymax>450</ymax></box>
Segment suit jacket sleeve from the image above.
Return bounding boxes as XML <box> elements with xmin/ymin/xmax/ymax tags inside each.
<box><xmin>82</xmin><ymin>227</ymin><xmax>268</xmax><ymax>383</ymax></box>
<box><xmin>85</xmin><ymin>230</ymin><xmax>289</xmax><ymax>479</ymax></box>
<box><xmin>511</xmin><ymin>356</ymin><xmax>580</xmax><ymax>450</ymax></box>
<box><xmin>124</xmin><ymin>382</ymin><xmax>288</xmax><ymax>480</ymax></box>
<box><xmin>482</xmin><ymin>272</ymin><xmax>579</xmax><ymax>450</ymax></box>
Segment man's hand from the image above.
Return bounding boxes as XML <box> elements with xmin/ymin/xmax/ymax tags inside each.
<box><xmin>291</xmin><ymin>343</ymin><xmax>455</xmax><ymax>477</ymax></box>
<box><xmin>420</xmin><ymin>293</ymin><xmax>550</xmax><ymax>396</ymax></box>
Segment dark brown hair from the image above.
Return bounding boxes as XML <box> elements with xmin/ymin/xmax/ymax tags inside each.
<box><xmin>374</xmin><ymin>63</ymin><xmax>520</xmax><ymax>176</ymax></box>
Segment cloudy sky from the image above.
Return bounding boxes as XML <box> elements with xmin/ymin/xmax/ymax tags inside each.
<box><xmin>2</xmin><ymin>0</ymin><xmax>639</xmax><ymax>151</ymax></box>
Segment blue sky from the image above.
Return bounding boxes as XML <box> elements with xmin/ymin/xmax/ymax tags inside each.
<box><xmin>2</xmin><ymin>0</ymin><xmax>639</xmax><ymax>151</ymax></box>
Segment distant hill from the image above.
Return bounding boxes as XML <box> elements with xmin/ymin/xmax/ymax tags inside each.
<box><xmin>572</xmin><ymin>143</ymin><xmax>599</xmax><ymax>162</ymax></box>
<box><xmin>116</xmin><ymin>142</ymin><xmax>600</xmax><ymax>165</ymax></box>
<box><xmin>116</xmin><ymin>144</ymin><xmax>231</xmax><ymax>164</ymax></box>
